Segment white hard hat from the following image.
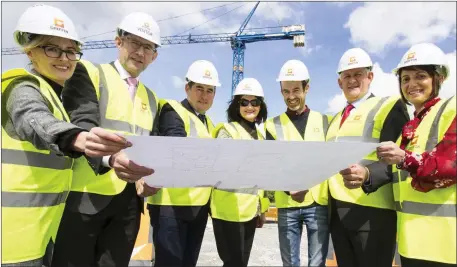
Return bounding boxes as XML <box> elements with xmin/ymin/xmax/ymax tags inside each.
<box><xmin>186</xmin><ymin>60</ymin><xmax>221</xmax><ymax>87</ymax></box>
<box><xmin>118</xmin><ymin>12</ymin><xmax>161</xmax><ymax>47</ymax></box>
<box><xmin>392</xmin><ymin>43</ymin><xmax>449</xmax><ymax>80</ymax></box>
<box><xmin>234</xmin><ymin>78</ymin><xmax>264</xmax><ymax>97</ymax></box>
<box><xmin>276</xmin><ymin>59</ymin><xmax>310</xmax><ymax>82</ymax></box>
<box><xmin>337</xmin><ymin>48</ymin><xmax>373</xmax><ymax>74</ymax></box>
<box><xmin>13</xmin><ymin>4</ymin><xmax>82</xmax><ymax>46</ymax></box>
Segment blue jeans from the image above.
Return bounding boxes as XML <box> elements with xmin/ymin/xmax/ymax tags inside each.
<box><xmin>278</xmin><ymin>205</ymin><xmax>329</xmax><ymax>267</ymax></box>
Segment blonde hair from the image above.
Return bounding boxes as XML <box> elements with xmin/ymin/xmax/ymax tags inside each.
<box><xmin>20</xmin><ymin>33</ymin><xmax>81</xmax><ymax>53</ymax></box>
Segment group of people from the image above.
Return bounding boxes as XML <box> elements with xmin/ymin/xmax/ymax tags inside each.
<box><xmin>2</xmin><ymin>4</ymin><xmax>455</xmax><ymax>267</ymax></box>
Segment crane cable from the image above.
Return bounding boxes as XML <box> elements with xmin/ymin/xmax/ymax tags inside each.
<box><xmin>80</xmin><ymin>2</ymin><xmax>239</xmax><ymax>40</ymax></box>
<box><xmin>172</xmin><ymin>3</ymin><xmax>248</xmax><ymax>36</ymax></box>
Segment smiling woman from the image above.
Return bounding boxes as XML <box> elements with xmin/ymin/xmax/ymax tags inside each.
<box><xmin>1</xmin><ymin>4</ymin><xmax>114</xmax><ymax>267</ymax></box>
<box><xmin>377</xmin><ymin>42</ymin><xmax>456</xmax><ymax>267</ymax></box>
<box><xmin>21</xmin><ymin>35</ymin><xmax>82</xmax><ymax>86</ymax></box>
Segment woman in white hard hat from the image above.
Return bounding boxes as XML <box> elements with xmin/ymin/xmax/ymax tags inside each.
<box><xmin>1</xmin><ymin>4</ymin><xmax>128</xmax><ymax>267</ymax></box>
<box><xmin>211</xmin><ymin>78</ymin><xmax>270</xmax><ymax>267</ymax></box>
<box><xmin>376</xmin><ymin>43</ymin><xmax>456</xmax><ymax>267</ymax></box>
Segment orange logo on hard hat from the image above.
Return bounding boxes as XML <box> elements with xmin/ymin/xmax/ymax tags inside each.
<box><xmin>54</xmin><ymin>18</ymin><xmax>64</xmax><ymax>28</ymax></box>
<box><xmin>204</xmin><ymin>70</ymin><xmax>211</xmax><ymax>78</ymax></box>
<box><xmin>349</xmin><ymin>57</ymin><xmax>357</xmax><ymax>63</ymax></box>
<box><xmin>407</xmin><ymin>52</ymin><xmax>416</xmax><ymax>60</ymax></box>
<box><xmin>143</xmin><ymin>22</ymin><xmax>150</xmax><ymax>29</ymax></box>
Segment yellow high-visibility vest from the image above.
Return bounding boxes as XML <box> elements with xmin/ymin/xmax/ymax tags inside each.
<box><xmin>70</xmin><ymin>60</ymin><xmax>158</xmax><ymax>196</ymax></box>
<box><xmin>1</xmin><ymin>69</ymin><xmax>73</xmax><ymax>264</ymax></box>
<box><xmin>394</xmin><ymin>96</ymin><xmax>456</xmax><ymax>264</ymax></box>
<box><xmin>326</xmin><ymin>96</ymin><xmax>400</xmax><ymax>210</ymax></box>
<box><xmin>265</xmin><ymin>111</ymin><xmax>330</xmax><ymax>208</ymax></box>
<box><xmin>147</xmin><ymin>99</ymin><xmax>214</xmax><ymax>206</ymax></box>
<box><xmin>210</xmin><ymin>122</ymin><xmax>270</xmax><ymax>222</ymax></box>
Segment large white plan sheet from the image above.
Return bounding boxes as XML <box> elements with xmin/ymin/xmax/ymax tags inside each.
<box><xmin>124</xmin><ymin>136</ymin><xmax>378</xmax><ymax>191</ymax></box>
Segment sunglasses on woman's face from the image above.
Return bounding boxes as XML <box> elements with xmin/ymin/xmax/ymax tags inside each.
<box><xmin>239</xmin><ymin>98</ymin><xmax>261</xmax><ymax>107</ymax></box>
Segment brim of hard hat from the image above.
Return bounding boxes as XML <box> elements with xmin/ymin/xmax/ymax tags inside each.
<box><xmin>276</xmin><ymin>77</ymin><xmax>310</xmax><ymax>82</ymax></box>
<box><xmin>13</xmin><ymin>30</ymin><xmax>84</xmax><ymax>47</ymax></box>
<box><xmin>337</xmin><ymin>64</ymin><xmax>372</xmax><ymax>74</ymax></box>
<box><xmin>188</xmin><ymin>78</ymin><xmax>221</xmax><ymax>87</ymax></box>
<box><xmin>392</xmin><ymin>64</ymin><xmax>450</xmax><ymax>81</ymax></box>
<box><xmin>118</xmin><ymin>27</ymin><xmax>161</xmax><ymax>47</ymax></box>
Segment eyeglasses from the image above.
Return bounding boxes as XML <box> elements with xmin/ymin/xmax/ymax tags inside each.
<box><xmin>39</xmin><ymin>45</ymin><xmax>83</xmax><ymax>61</ymax></box>
<box><xmin>239</xmin><ymin>98</ymin><xmax>261</xmax><ymax>107</ymax></box>
<box><xmin>124</xmin><ymin>37</ymin><xmax>157</xmax><ymax>55</ymax></box>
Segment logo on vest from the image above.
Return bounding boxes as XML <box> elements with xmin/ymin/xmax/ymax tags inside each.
<box><xmin>354</xmin><ymin>115</ymin><xmax>362</xmax><ymax>120</ymax></box>
<box><xmin>314</xmin><ymin>128</ymin><xmax>320</xmax><ymax>132</ymax></box>
<box><xmin>141</xmin><ymin>103</ymin><xmax>147</xmax><ymax>111</ymax></box>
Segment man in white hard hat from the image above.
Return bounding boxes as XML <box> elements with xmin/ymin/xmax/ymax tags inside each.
<box><xmin>52</xmin><ymin>12</ymin><xmax>161</xmax><ymax>267</ymax></box>
<box><xmin>146</xmin><ymin>60</ymin><xmax>220</xmax><ymax>267</ymax></box>
<box><xmin>264</xmin><ymin>60</ymin><xmax>330</xmax><ymax>267</ymax></box>
<box><xmin>325</xmin><ymin>48</ymin><xmax>409</xmax><ymax>267</ymax></box>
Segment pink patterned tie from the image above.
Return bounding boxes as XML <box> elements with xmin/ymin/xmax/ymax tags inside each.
<box><xmin>126</xmin><ymin>77</ymin><xmax>138</xmax><ymax>100</ymax></box>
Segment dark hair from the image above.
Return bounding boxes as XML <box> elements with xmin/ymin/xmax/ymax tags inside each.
<box><xmin>226</xmin><ymin>95</ymin><xmax>268</xmax><ymax>123</ymax></box>
<box><xmin>397</xmin><ymin>65</ymin><xmax>442</xmax><ymax>105</ymax></box>
<box><xmin>279</xmin><ymin>80</ymin><xmax>308</xmax><ymax>91</ymax></box>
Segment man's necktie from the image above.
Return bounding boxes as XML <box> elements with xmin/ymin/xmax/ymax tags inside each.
<box><xmin>340</xmin><ymin>103</ymin><xmax>355</xmax><ymax>128</ymax></box>
<box><xmin>126</xmin><ymin>77</ymin><xmax>138</xmax><ymax>100</ymax></box>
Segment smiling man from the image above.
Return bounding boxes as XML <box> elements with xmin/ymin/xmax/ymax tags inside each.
<box><xmin>51</xmin><ymin>12</ymin><xmax>161</xmax><ymax>267</ymax></box>
<box><xmin>265</xmin><ymin>60</ymin><xmax>331</xmax><ymax>267</ymax></box>
<box><xmin>146</xmin><ymin>60</ymin><xmax>221</xmax><ymax>267</ymax></box>
<box><xmin>325</xmin><ymin>48</ymin><xmax>409</xmax><ymax>267</ymax></box>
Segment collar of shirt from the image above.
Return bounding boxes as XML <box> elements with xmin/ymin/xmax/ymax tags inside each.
<box><xmin>114</xmin><ymin>59</ymin><xmax>140</xmax><ymax>82</ymax></box>
<box><xmin>181</xmin><ymin>99</ymin><xmax>206</xmax><ymax>119</ymax></box>
<box><xmin>286</xmin><ymin>105</ymin><xmax>310</xmax><ymax>118</ymax></box>
<box><xmin>348</xmin><ymin>91</ymin><xmax>371</xmax><ymax>109</ymax></box>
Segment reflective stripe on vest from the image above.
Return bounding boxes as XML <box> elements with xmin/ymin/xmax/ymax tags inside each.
<box><xmin>265</xmin><ymin>111</ymin><xmax>329</xmax><ymax>208</ymax></box>
<box><xmin>210</xmin><ymin>121</ymin><xmax>267</xmax><ymax>222</ymax></box>
<box><xmin>1</xmin><ymin>149</ymin><xmax>72</xmax><ymax>170</ymax></box>
<box><xmin>147</xmin><ymin>99</ymin><xmax>213</xmax><ymax>206</ymax></box>
<box><xmin>326</xmin><ymin>96</ymin><xmax>399</xmax><ymax>210</ymax></box>
<box><xmin>1</xmin><ymin>69</ymin><xmax>72</xmax><ymax>264</ymax></box>
<box><xmin>396</xmin><ymin>96</ymin><xmax>456</xmax><ymax>264</ymax></box>
<box><xmin>96</xmin><ymin>64</ymin><xmax>157</xmax><ymax>135</ymax></box>
<box><xmin>70</xmin><ymin>61</ymin><xmax>158</xmax><ymax>198</ymax></box>
<box><xmin>2</xmin><ymin>191</ymin><xmax>69</xmax><ymax>207</ymax></box>
<box><xmin>326</xmin><ymin>97</ymin><xmax>388</xmax><ymax>142</ymax></box>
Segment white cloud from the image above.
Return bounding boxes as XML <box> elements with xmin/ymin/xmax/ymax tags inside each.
<box><xmin>326</xmin><ymin>51</ymin><xmax>457</xmax><ymax>114</ymax></box>
<box><xmin>171</xmin><ymin>75</ymin><xmax>186</xmax><ymax>89</ymax></box>
<box><xmin>344</xmin><ymin>2</ymin><xmax>456</xmax><ymax>54</ymax></box>
<box><xmin>298</xmin><ymin>33</ymin><xmax>323</xmax><ymax>57</ymax></box>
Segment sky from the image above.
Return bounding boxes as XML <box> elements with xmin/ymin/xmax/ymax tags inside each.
<box><xmin>1</xmin><ymin>1</ymin><xmax>456</xmax><ymax>124</ymax></box>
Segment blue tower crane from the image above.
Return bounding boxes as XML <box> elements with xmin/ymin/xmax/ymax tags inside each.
<box><xmin>1</xmin><ymin>2</ymin><xmax>305</xmax><ymax>95</ymax></box>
